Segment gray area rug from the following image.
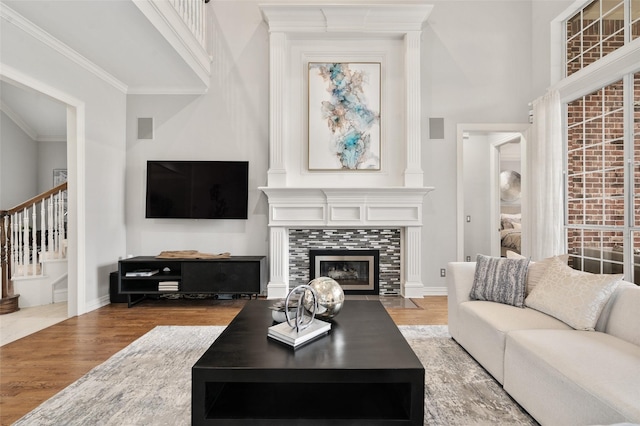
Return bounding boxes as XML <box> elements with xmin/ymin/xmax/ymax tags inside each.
<box><xmin>15</xmin><ymin>325</ymin><xmax>537</xmax><ymax>425</ymax></box>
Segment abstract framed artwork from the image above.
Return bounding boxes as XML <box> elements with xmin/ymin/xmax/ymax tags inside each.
<box><xmin>308</xmin><ymin>62</ymin><xmax>381</xmax><ymax>170</ymax></box>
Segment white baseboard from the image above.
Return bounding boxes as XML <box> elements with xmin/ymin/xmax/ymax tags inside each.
<box><xmin>53</xmin><ymin>289</ymin><xmax>68</xmax><ymax>303</ymax></box>
<box><xmin>423</xmin><ymin>286</ymin><xmax>447</xmax><ymax>296</ymax></box>
<box><xmin>85</xmin><ymin>294</ymin><xmax>111</xmax><ymax>313</ymax></box>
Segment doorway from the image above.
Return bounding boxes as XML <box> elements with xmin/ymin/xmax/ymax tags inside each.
<box><xmin>1</xmin><ymin>67</ymin><xmax>85</xmax><ymax>319</ymax></box>
<box><xmin>456</xmin><ymin>123</ymin><xmax>529</xmax><ymax>262</ymax></box>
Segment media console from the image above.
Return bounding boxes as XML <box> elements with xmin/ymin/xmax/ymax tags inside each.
<box><xmin>118</xmin><ymin>256</ymin><xmax>266</xmax><ymax>307</ymax></box>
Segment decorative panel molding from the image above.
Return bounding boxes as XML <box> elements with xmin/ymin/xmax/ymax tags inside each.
<box><xmin>259</xmin><ymin>2</ymin><xmax>434</xmax><ymax>298</ymax></box>
<box><xmin>260</xmin><ymin>187</ymin><xmax>434</xmax><ymax>227</ymax></box>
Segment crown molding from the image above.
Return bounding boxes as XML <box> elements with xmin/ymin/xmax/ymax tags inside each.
<box><xmin>0</xmin><ymin>4</ymin><xmax>128</xmax><ymax>94</ymax></box>
<box><xmin>0</xmin><ymin>100</ymin><xmax>37</xmax><ymax>140</ymax></box>
<box><xmin>260</xmin><ymin>3</ymin><xmax>433</xmax><ymax>34</ymax></box>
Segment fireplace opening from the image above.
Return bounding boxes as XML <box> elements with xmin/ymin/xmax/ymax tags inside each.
<box><xmin>309</xmin><ymin>249</ymin><xmax>380</xmax><ymax>295</ymax></box>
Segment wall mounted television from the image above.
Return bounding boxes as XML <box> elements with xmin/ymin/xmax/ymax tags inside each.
<box><xmin>145</xmin><ymin>160</ymin><xmax>249</xmax><ymax>219</ymax></box>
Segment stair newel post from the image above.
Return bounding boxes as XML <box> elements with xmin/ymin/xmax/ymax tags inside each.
<box><xmin>0</xmin><ymin>213</ymin><xmax>19</xmax><ymax>314</ymax></box>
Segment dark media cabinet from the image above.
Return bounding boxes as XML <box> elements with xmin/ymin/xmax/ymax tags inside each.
<box><xmin>118</xmin><ymin>256</ymin><xmax>266</xmax><ymax>307</ymax></box>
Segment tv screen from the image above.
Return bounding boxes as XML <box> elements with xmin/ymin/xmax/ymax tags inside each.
<box><xmin>145</xmin><ymin>161</ymin><xmax>249</xmax><ymax>219</ymax></box>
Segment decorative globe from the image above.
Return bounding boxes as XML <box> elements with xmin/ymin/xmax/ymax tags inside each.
<box><xmin>304</xmin><ymin>276</ymin><xmax>344</xmax><ymax>319</ymax></box>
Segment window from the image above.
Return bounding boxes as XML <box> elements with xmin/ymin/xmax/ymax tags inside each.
<box><xmin>566</xmin><ymin>80</ymin><xmax>627</xmax><ymax>277</ymax></box>
<box><xmin>564</xmin><ymin>0</ymin><xmax>640</xmax><ymax>283</ymax></box>
<box><xmin>566</xmin><ymin>0</ymin><xmax>627</xmax><ymax>76</ymax></box>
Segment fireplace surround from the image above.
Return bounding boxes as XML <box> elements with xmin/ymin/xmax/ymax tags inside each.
<box><xmin>259</xmin><ymin>3</ymin><xmax>434</xmax><ymax>299</ymax></box>
<box><xmin>309</xmin><ymin>249</ymin><xmax>380</xmax><ymax>295</ymax></box>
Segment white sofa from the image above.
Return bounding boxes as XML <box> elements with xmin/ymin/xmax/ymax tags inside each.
<box><xmin>447</xmin><ymin>261</ymin><xmax>640</xmax><ymax>425</ymax></box>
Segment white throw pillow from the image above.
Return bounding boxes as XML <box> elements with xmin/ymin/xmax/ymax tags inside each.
<box><xmin>506</xmin><ymin>252</ymin><xmax>570</xmax><ymax>295</ymax></box>
<box><xmin>524</xmin><ymin>256</ymin><xmax>622</xmax><ymax>331</ymax></box>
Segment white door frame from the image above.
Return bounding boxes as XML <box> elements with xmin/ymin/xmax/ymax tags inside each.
<box><xmin>456</xmin><ymin>123</ymin><xmax>530</xmax><ymax>262</ymax></box>
<box><xmin>1</xmin><ymin>65</ymin><xmax>86</xmax><ymax>317</ymax></box>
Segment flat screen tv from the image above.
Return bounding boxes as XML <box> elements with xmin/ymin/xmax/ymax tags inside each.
<box><xmin>145</xmin><ymin>160</ymin><xmax>249</xmax><ymax>219</ymax></box>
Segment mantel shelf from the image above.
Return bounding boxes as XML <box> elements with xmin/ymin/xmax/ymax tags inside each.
<box><xmin>259</xmin><ymin>186</ymin><xmax>435</xmax><ymax>228</ymax></box>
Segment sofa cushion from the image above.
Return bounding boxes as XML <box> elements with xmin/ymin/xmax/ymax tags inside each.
<box><xmin>504</xmin><ymin>329</ymin><xmax>640</xmax><ymax>424</ymax></box>
<box><xmin>506</xmin><ymin>252</ymin><xmax>570</xmax><ymax>295</ymax></box>
<box><xmin>525</xmin><ymin>256</ymin><xmax>622</xmax><ymax>331</ymax></box>
<box><xmin>596</xmin><ymin>281</ymin><xmax>640</xmax><ymax>346</ymax></box>
<box><xmin>456</xmin><ymin>301</ymin><xmax>571</xmax><ymax>384</ymax></box>
<box><xmin>470</xmin><ymin>254</ymin><xmax>529</xmax><ymax>307</ymax></box>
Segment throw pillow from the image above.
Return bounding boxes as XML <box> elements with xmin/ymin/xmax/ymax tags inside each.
<box><xmin>470</xmin><ymin>254</ymin><xmax>529</xmax><ymax>308</ymax></box>
<box><xmin>524</xmin><ymin>256</ymin><xmax>622</xmax><ymax>331</ymax></box>
<box><xmin>506</xmin><ymin>252</ymin><xmax>570</xmax><ymax>295</ymax></box>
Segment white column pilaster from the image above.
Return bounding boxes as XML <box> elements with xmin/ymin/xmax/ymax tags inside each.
<box><xmin>404</xmin><ymin>31</ymin><xmax>423</xmax><ymax>188</ymax></box>
<box><xmin>402</xmin><ymin>225</ymin><xmax>424</xmax><ymax>298</ymax></box>
<box><xmin>267</xmin><ymin>31</ymin><xmax>287</xmax><ymax>187</ymax></box>
<box><xmin>267</xmin><ymin>226</ymin><xmax>289</xmax><ymax>299</ymax></box>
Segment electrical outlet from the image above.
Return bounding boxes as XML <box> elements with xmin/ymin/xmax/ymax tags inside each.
<box><xmin>440</xmin><ymin>268</ymin><xmax>446</xmax><ymax>277</ymax></box>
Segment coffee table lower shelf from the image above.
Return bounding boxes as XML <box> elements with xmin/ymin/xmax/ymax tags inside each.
<box><xmin>200</xmin><ymin>380</ymin><xmax>418</xmax><ymax>424</ymax></box>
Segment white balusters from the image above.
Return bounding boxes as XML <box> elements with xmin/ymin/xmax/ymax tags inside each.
<box><xmin>21</xmin><ymin>211</ymin><xmax>28</xmax><ymax>273</ymax></box>
<box><xmin>31</xmin><ymin>206</ymin><xmax>37</xmax><ymax>273</ymax></box>
<box><xmin>170</xmin><ymin>0</ymin><xmax>205</xmax><ymax>48</ymax></box>
<box><xmin>9</xmin><ymin>186</ymin><xmax>67</xmax><ymax>279</ymax></box>
<box><xmin>47</xmin><ymin>194</ymin><xmax>53</xmax><ymax>258</ymax></box>
<box><xmin>40</xmin><ymin>201</ymin><xmax>45</xmax><ymax>262</ymax></box>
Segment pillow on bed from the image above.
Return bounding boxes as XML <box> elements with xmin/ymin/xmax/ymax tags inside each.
<box><xmin>500</xmin><ymin>213</ymin><xmax>521</xmax><ymax>230</ymax></box>
<box><xmin>470</xmin><ymin>254</ymin><xmax>529</xmax><ymax>307</ymax></box>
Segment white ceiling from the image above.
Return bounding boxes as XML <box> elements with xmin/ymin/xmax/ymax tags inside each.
<box><xmin>1</xmin><ymin>80</ymin><xmax>67</xmax><ymax>141</ymax></box>
<box><xmin>1</xmin><ymin>0</ymin><xmax>211</xmax><ymax>141</ymax></box>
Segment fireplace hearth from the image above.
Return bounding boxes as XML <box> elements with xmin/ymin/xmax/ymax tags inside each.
<box><xmin>309</xmin><ymin>249</ymin><xmax>380</xmax><ymax>295</ymax></box>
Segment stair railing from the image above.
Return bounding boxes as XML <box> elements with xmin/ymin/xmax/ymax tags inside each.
<box><xmin>170</xmin><ymin>0</ymin><xmax>207</xmax><ymax>50</ymax></box>
<box><xmin>1</xmin><ymin>182</ymin><xmax>68</xmax><ymax>311</ymax></box>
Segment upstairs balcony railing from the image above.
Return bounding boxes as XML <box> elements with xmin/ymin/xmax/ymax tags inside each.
<box><xmin>1</xmin><ymin>182</ymin><xmax>67</xmax><ymax>314</ymax></box>
<box><xmin>170</xmin><ymin>0</ymin><xmax>207</xmax><ymax>50</ymax></box>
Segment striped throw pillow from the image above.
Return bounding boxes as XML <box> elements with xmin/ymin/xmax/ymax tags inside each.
<box><xmin>470</xmin><ymin>254</ymin><xmax>529</xmax><ymax>307</ymax></box>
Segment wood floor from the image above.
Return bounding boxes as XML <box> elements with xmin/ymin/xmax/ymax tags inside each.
<box><xmin>0</xmin><ymin>296</ymin><xmax>447</xmax><ymax>425</ymax></box>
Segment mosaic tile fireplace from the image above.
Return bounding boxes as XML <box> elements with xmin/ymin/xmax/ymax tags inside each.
<box><xmin>290</xmin><ymin>230</ymin><xmax>400</xmax><ymax>295</ymax></box>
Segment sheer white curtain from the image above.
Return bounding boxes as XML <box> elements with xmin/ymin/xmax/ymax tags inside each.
<box><xmin>528</xmin><ymin>89</ymin><xmax>565</xmax><ymax>260</ymax></box>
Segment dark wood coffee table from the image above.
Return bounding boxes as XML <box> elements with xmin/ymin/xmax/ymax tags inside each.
<box><xmin>192</xmin><ymin>300</ymin><xmax>424</xmax><ymax>425</ymax></box>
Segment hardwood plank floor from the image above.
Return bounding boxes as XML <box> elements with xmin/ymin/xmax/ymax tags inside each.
<box><xmin>0</xmin><ymin>296</ymin><xmax>447</xmax><ymax>425</ymax></box>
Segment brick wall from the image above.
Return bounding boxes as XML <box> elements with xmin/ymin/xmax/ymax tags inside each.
<box><xmin>288</xmin><ymin>229</ymin><xmax>402</xmax><ymax>295</ymax></box>
<box><xmin>566</xmin><ymin>72</ymin><xmax>640</xmax><ymax>259</ymax></box>
<box><xmin>567</xmin><ymin>18</ymin><xmax>625</xmax><ymax>76</ymax></box>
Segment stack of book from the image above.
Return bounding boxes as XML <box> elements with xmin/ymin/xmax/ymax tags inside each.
<box><xmin>158</xmin><ymin>281</ymin><xmax>179</xmax><ymax>292</ymax></box>
<box><xmin>125</xmin><ymin>269</ymin><xmax>159</xmax><ymax>277</ymax></box>
<box><xmin>267</xmin><ymin>319</ymin><xmax>331</xmax><ymax>348</ymax></box>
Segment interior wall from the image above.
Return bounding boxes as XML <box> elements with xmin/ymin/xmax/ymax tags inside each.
<box><xmin>124</xmin><ymin>0</ymin><xmax>574</xmax><ymax>292</ymax></box>
<box><xmin>1</xmin><ymin>16</ymin><xmax>127</xmax><ymax>311</ymax></box>
<box><xmin>0</xmin><ymin>111</ymin><xmax>38</xmax><ymax>209</ymax></box>
<box><xmin>463</xmin><ymin>134</ymin><xmax>492</xmax><ymax>260</ymax></box>
<box><xmin>37</xmin><ymin>141</ymin><xmax>67</xmax><ymax>194</ymax></box>
<box><xmin>124</xmin><ymin>2</ymin><xmax>269</xmax><ymax>258</ymax></box>
<box><xmin>421</xmin><ymin>0</ymin><xmax>571</xmax><ymax>288</ymax></box>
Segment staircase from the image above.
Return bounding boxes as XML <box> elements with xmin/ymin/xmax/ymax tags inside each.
<box><xmin>1</xmin><ymin>183</ymin><xmax>67</xmax><ymax>314</ymax></box>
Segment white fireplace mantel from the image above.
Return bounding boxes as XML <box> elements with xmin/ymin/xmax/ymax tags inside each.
<box><xmin>260</xmin><ymin>186</ymin><xmax>435</xmax><ymax>300</ymax></box>
<box><xmin>259</xmin><ymin>3</ymin><xmax>433</xmax><ymax>299</ymax></box>
<box><xmin>259</xmin><ymin>186</ymin><xmax>434</xmax><ymax>228</ymax></box>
